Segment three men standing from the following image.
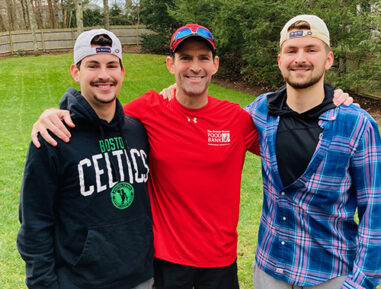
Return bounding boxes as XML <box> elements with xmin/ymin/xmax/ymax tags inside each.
<box><xmin>20</xmin><ymin>15</ymin><xmax>381</xmax><ymax>289</ymax></box>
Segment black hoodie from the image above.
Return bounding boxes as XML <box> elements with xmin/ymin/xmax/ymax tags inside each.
<box><xmin>268</xmin><ymin>83</ymin><xmax>336</xmax><ymax>187</ymax></box>
<box><xmin>17</xmin><ymin>88</ymin><xmax>153</xmax><ymax>289</ymax></box>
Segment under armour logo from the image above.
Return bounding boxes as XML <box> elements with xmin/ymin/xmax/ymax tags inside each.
<box><xmin>187</xmin><ymin>117</ymin><xmax>197</xmax><ymax>123</ymax></box>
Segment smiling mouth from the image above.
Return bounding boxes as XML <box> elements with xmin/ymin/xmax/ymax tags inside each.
<box><xmin>91</xmin><ymin>81</ymin><xmax>116</xmax><ymax>88</ymax></box>
<box><xmin>185</xmin><ymin>75</ymin><xmax>206</xmax><ymax>80</ymax></box>
<box><xmin>290</xmin><ymin>66</ymin><xmax>311</xmax><ymax>72</ymax></box>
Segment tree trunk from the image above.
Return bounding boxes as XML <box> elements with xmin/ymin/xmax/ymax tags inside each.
<box><xmin>32</xmin><ymin>0</ymin><xmax>43</xmax><ymax>29</ymax></box>
<box><xmin>103</xmin><ymin>0</ymin><xmax>110</xmax><ymax>30</ymax></box>
<box><xmin>20</xmin><ymin>0</ymin><xmax>30</xmax><ymax>30</ymax></box>
<box><xmin>53</xmin><ymin>0</ymin><xmax>59</xmax><ymax>28</ymax></box>
<box><xmin>75</xmin><ymin>0</ymin><xmax>83</xmax><ymax>34</ymax></box>
<box><xmin>47</xmin><ymin>0</ymin><xmax>58</xmax><ymax>28</ymax></box>
<box><xmin>62</xmin><ymin>0</ymin><xmax>68</xmax><ymax>28</ymax></box>
<box><xmin>0</xmin><ymin>14</ymin><xmax>6</xmax><ymax>32</ymax></box>
<box><xmin>67</xmin><ymin>10</ymin><xmax>72</xmax><ymax>28</ymax></box>
<box><xmin>5</xmin><ymin>0</ymin><xmax>16</xmax><ymax>31</ymax></box>
<box><xmin>61</xmin><ymin>0</ymin><xmax>67</xmax><ymax>28</ymax></box>
<box><xmin>26</xmin><ymin>0</ymin><xmax>39</xmax><ymax>54</ymax></box>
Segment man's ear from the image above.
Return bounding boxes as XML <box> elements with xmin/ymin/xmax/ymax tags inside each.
<box><xmin>212</xmin><ymin>56</ymin><xmax>219</xmax><ymax>76</ymax></box>
<box><xmin>70</xmin><ymin>64</ymin><xmax>80</xmax><ymax>83</ymax></box>
<box><xmin>166</xmin><ymin>56</ymin><xmax>175</xmax><ymax>75</ymax></box>
<box><xmin>121</xmin><ymin>66</ymin><xmax>126</xmax><ymax>81</ymax></box>
<box><xmin>325</xmin><ymin>51</ymin><xmax>334</xmax><ymax>71</ymax></box>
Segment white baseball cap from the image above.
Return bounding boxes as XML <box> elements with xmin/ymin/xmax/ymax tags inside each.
<box><xmin>280</xmin><ymin>15</ymin><xmax>330</xmax><ymax>48</ymax></box>
<box><xmin>73</xmin><ymin>29</ymin><xmax>122</xmax><ymax>64</ymax></box>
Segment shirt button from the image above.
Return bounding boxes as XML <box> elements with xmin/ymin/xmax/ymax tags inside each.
<box><xmin>281</xmin><ymin>241</ymin><xmax>285</xmax><ymax>245</ymax></box>
<box><xmin>281</xmin><ymin>192</ymin><xmax>285</xmax><ymax>196</ymax></box>
<box><xmin>282</xmin><ymin>217</ymin><xmax>287</xmax><ymax>221</ymax></box>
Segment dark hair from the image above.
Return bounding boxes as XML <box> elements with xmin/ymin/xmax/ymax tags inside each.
<box><xmin>170</xmin><ymin>37</ymin><xmax>216</xmax><ymax>59</ymax></box>
<box><xmin>91</xmin><ymin>34</ymin><xmax>113</xmax><ymax>46</ymax></box>
<box><xmin>76</xmin><ymin>34</ymin><xmax>123</xmax><ymax>69</ymax></box>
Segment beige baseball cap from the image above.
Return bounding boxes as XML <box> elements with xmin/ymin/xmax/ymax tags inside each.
<box><xmin>280</xmin><ymin>15</ymin><xmax>330</xmax><ymax>48</ymax></box>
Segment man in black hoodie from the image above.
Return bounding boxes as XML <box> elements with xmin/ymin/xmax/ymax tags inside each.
<box><xmin>17</xmin><ymin>29</ymin><xmax>153</xmax><ymax>289</ymax></box>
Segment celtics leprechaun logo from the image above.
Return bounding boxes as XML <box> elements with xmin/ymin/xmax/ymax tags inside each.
<box><xmin>110</xmin><ymin>182</ymin><xmax>134</xmax><ymax>209</ymax></box>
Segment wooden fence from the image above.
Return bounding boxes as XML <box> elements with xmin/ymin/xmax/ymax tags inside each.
<box><xmin>0</xmin><ymin>25</ymin><xmax>152</xmax><ymax>55</ymax></box>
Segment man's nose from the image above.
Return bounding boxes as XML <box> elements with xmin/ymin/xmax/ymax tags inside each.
<box><xmin>190</xmin><ymin>60</ymin><xmax>202</xmax><ymax>72</ymax></box>
<box><xmin>294</xmin><ymin>50</ymin><xmax>306</xmax><ymax>63</ymax></box>
<box><xmin>98</xmin><ymin>66</ymin><xmax>109</xmax><ymax>79</ymax></box>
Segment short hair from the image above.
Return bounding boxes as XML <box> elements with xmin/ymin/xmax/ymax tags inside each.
<box><xmin>287</xmin><ymin>20</ymin><xmax>312</xmax><ymax>32</ymax></box>
<box><xmin>76</xmin><ymin>34</ymin><xmax>123</xmax><ymax>70</ymax></box>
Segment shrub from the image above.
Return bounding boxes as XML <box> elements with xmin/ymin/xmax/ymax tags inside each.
<box><xmin>14</xmin><ymin>49</ymin><xmax>26</xmax><ymax>57</ymax></box>
<box><xmin>140</xmin><ymin>33</ymin><xmax>170</xmax><ymax>54</ymax></box>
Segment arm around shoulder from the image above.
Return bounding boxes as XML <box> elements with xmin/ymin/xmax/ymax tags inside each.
<box><xmin>31</xmin><ymin>108</ymin><xmax>74</xmax><ymax>148</ymax></box>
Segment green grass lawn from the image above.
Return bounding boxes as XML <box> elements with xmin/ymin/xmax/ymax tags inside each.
<box><xmin>0</xmin><ymin>53</ymin><xmax>379</xmax><ymax>289</ymax></box>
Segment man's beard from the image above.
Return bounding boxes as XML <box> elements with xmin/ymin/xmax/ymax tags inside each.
<box><xmin>91</xmin><ymin>79</ymin><xmax>118</xmax><ymax>104</ymax></box>
<box><xmin>94</xmin><ymin>94</ymin><xmax>117</xmax><ymax>104</ymax></box>
<box><xmin>284</xmin><ymin>66</ymin><xmax>324</xmax><ymax>89</ymax></box>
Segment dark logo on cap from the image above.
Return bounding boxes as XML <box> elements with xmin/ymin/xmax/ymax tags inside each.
<box><xmin>289</xmin><ymin>30</ymin><xmax>312</xmax><ymax>39</ymax></box>
<box><xmin>289</xmin><ymin>31</ymin><xmax>304</xmax><ymax>38</ymax></box>
<box><xmin>96</xmin><ymin>47</ymin><xmax>112</xmax><ymax>54</ymax></box>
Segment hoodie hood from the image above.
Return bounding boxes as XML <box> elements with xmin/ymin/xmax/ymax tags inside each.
<box><xmin>267</xmin><ymin>83</ymin><xmax>336</xmax><ymax>119</ymax></box>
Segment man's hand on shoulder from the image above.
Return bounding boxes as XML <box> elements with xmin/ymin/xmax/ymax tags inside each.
<box><xmin>333</xmin><ymin>89</ymin><xmax>359</xmax><ymax>107</ymax></box>
<box><xmin>160</xmin><ymin>84</ymin><xmax>177</xmax><ymax>100</ymax></box>
<box><xmin>32</xmin><ymin>108</ymin><xmax>75</xmax><ymax>148</ymax></box>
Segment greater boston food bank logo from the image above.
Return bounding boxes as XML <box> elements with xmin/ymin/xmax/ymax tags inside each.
<box><xmin>207</xmin><ymin>130</ymin><xmax>231</xmax><ymax>146</ymax></box>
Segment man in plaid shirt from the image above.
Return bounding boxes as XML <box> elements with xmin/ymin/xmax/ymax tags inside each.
<box><xmin>245</xmin><ymin>15</ymin><xmax>381</xmax><ymax>289</ymax></box>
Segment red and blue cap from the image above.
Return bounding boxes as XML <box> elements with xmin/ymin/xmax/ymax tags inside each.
<box><xmin>170</xmin><ymin>23</ymin><xmax>216</xmax><ymax>53</ymax></box>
